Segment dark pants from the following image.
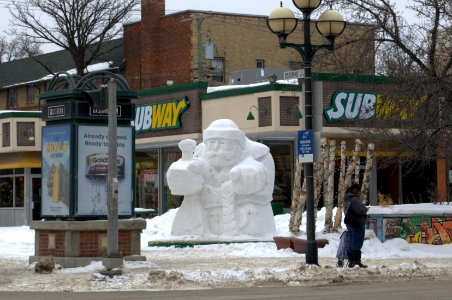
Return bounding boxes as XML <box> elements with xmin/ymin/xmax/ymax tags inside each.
<box><xmin>346</xmin><ymin>224</ymin><xmax>365</xmax><ymax>252</ymax></box>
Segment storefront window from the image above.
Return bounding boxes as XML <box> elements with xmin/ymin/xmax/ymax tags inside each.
<box><xmin>163</xmin><ymin>146</ymin><xmax>182</xmax><ymax>213</ymax></box>
<box><xmin>17</xmin><ymin>122</ymin><xmax>36</xmax><ymax>146</ymax></box>
<box><xmin>264</xmin><ymin>142</ymin><xmax>294</xmax><ymax>211</ymax></box>
<box><xmin>0</xmin><ymin>177</ymin><xmax>13</xmax><ymax>207</ymax></box>
<box><xmin>136</xmin><ymin>151</ymin><xmax>159</xmax><ymax>211</ymax></box>
<box><xmin>0</xmin><ymin>170</ymin><xmax>26</xmax><ymax>208</ymax></box>
<box><xmin>0</xmin><ymin>169</ymin><xmax>13</xmax><ymax>176</ymax></box>
<box><xmin>2</xmin><ymin>123</ymin><xmax>10</xmax><ymax>147</ymax></box>
<box><xmin>14</xmin><ymin>177</ymin><xmax>24</xmax><ymax>207</ymax></box>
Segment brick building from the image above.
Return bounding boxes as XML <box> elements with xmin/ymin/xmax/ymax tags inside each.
<box><xmin>124</xmin><ymin>0</ymin><xmax>375</xmax><ymax>90</ymax></box>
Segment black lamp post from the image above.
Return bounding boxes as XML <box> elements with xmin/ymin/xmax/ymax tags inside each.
<box><xmin>267</xmin><ymin>0</ymin><xmax>346</xmax><ymax>265</ymax></box>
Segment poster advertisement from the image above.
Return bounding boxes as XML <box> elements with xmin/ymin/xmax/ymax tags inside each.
<box><xmin>76</xmin><ymin>125</ymin><xmax>133</xmax><ymax>216</ymax></box>
<box><xmin>41</xmin><ymin>125</ymin><xmax>71</xmax><ymax>217</ymax></box>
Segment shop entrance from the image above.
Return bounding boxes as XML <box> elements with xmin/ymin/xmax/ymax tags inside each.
<box><xmin>263</xmin><ymin>141</ymin><xmax>294</xmax><ymax>214</ymax></box>
<box><xmin>31</xmin><ymin>176</ymin><xmax>41</xmax><ymax>221</ymax></box>
<box><xmin>0</xmin><ymin>168</ymin><xmax>25</xmax><ymax>226</ymax></box>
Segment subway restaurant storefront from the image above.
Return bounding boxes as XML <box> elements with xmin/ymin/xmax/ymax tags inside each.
<box><xmin>133</xmin><ymin>75</ymin><xmax>450</xmax><ymax>217</ymax></box>
<box><xmin>2</xmin><ymin>75</ymin><xmax>447</xmax><ymax>225</ymax></box>
<box><xmin>133</xmin><ymin>82</ymin><xmax>304</xmax><ymax>216</ymax></box>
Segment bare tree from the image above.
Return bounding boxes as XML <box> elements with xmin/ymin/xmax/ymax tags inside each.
<box><xmin>9</xmin><ymin>0</ymin><xmax>139</xmax><ymax>75</ymax></box>
<box><xmin>321</xmin><ymin>0</ymin><xmax>452</xmax><ymax>199</ymax></box>
<box><xmin>0</xmin><ymin>36</ymin><xmax>6</xmax><ymax>63</ymax></box>
<box><xmin>0</xmin><ymin>35</ymin><xmax>42</xmax><ymax>63</ymax></box>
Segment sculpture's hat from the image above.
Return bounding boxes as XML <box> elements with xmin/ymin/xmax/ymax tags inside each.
<box><xmin>203</xmin><ymin>119</ymin><xmax>246</xmax><ymax>148</ymax></box>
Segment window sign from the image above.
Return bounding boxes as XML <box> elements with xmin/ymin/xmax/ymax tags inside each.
<box><xmin>76</xmin><ymin>125</ymin><xmax>133</xmax><ymax>216</ymax></box>
<box><xmin>41</xmin><ymin>125</ymin><xmax>71</xmax><ymax>217</ymax></box>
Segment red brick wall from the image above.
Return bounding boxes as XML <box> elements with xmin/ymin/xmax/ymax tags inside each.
<box><xmin>37</xmin><ymin>230</ymin><xmax>133</xmax><ymax>257</ymax></box>
<box><xmin>126</xmin><ymin>0</ymin><xmax>193</xmax><ymax>89</ymax></box>
<box><xmin>140</xmin><ymin>0</ymin><xmax>165</xmax><ymax>88</ymax></box>
<box><xmin>79</xmin><ymin>231</ymin><xmax>105</xmax><ymax>257</ymax></box>
<box><xmin>150</xmin><ymin>13</ymin><xmax>193</xmax><ymax>87</ymax></box>
<box><xmin>124</xmin><ymin>22</ymin><xmax>143</xmax><ymax>91</ymax></box>
<box><xmin>118</xmin><ymin>231</ymin><xmax>132</xmax><ymax>255</ymax></box>
<box><xmin>79</xmin><ymin>231</ymin><xmax>132</xmax><ymax>257</ymax></box>
<box><xmin>38</xmin><ymin>231</ymin><xmax>65</xmax><ymax>257</ymax></box>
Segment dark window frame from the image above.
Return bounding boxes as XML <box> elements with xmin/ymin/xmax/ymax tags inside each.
<box><xmin>212</xmin><ymin>57</ymin><xmax>225</xmax><ymax>83</ymax></box>
<box><xmin>7</xmin><ymin>88</ymin><xmax>17</xmax><ymax>109</ymax></box>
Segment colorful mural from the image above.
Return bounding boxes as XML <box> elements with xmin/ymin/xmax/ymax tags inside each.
<box><xmin>382</xmin><ymin>216</ymin><xmax>452</xmax><ymax>245</ymax></box>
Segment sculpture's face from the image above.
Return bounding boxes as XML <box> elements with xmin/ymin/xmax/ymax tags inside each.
<box><xmin>204</xmin><ymin>138</ymin><xmax>242</xmax><ymax>169</ymax></box>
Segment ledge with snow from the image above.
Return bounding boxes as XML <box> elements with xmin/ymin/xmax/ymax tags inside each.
<box><xmin>367</xmin><ymin>203</ymin><xmax>452</xmax><ymax>245</ymax></box>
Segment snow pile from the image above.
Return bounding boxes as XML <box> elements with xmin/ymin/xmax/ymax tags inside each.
<box><xmin>1</xmin><ymin>204</ymin><xmax>452</xmax><ymax>291</ymax></box>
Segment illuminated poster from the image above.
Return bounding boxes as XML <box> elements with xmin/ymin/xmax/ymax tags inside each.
<box><xmin>41</xmin><ymin>125</ymin><xmax>71</xmax><ymax>217</ymax></box>
<box><xmin>76</xmin><ymin>125</ymin><xmax>133</xmax><ymax>216</ymax></box>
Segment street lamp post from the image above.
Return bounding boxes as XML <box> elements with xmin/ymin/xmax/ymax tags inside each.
<box><xmin>267</xmin><ymin>0</ymin><xmax>346</xmax><ymax>265</ymax></box>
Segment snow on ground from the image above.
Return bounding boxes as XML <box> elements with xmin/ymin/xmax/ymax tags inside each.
<box><xmin>1</xmin><ymin>204</ymin><xmax>452</xmax><ymax>291</ymax></box>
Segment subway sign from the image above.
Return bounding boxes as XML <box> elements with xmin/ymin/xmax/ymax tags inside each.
<box><xmin>324</xmin><ymin>91</ymin><xmax>380</xmax><ymax>123</ymax></box>
<box><xmin>134</xmin><ymin>97</ymin><xmax>189</xmax><ymax>132</ymax></box>
<box><xmin>324</xmin><ymin>90</ymin><xmax>427</xmax><ymax>123</ymax></box>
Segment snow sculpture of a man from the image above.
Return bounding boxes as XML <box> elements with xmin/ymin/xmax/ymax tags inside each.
<box><xmin>166</xmin><ymin>119</ymin><xmax>276</xmax><ymax>240</ymax></box>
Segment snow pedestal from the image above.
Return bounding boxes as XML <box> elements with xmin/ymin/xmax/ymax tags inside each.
<box><xmin>29</xmin><ymin>219</ymin><xmax>146</xmax><ymax>268</ymax></box>
<box><xmin>367</xmin><ymin>212</ymin><xmax>452</xmax><ymax>244</ymax></box>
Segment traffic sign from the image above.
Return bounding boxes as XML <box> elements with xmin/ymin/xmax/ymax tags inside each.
<box><xmin>284</xmin><ymin>69</ymin><xmax>305</xmax><ymax>80</ymax></box>
<box><xmin>297</xmin><ymin>130</ymin><xmax>314</xmax><ymax>163</ymax></box>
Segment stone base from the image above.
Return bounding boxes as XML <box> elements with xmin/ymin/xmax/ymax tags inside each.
<box><xmin>29</xmin><ymin>255</ymin><xmax>146</xmax><ymax>269</ymax></box>
<box><xmin>29</xmin><ymin>219</ymin><xmax>147</xmax><ymax>268</ymax></box>
<box><xmin>102</xmin><ymin>256</ymin><xmax>124</xmax><ymax>270</ymax></box>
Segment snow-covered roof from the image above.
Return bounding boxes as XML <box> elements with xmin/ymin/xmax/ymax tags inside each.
<box><xmin>4</xmin><ymin>61</ymin><xmax>113</xmax><ymax>88</ymax></box>
<box><xmin>207</xmin><ymin>79</ymin><xmax>299</xmax><ymax>93</ymax></box>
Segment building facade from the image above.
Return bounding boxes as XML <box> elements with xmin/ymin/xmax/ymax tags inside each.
<box><xmin>1</xmin><ymin>74</ymin><xmax>450</xmax><ymax>225</ymax></box>
<box><xmin>0</xmin><ymin>111</ymin><xmax>44</xmax><ymax>226</ymax></box>
<box><xmin>132</xmin><ymin>75</ymin><xmax>451</xmax><ymax>216</ymax></box>
<box><xmin>2</xmin><ymin>0</ymin><xmax>448</xmax><ymax>226</ymax></box>
<box><xmin>123</xmin><ymin>0</ymin><xmax>375</xmax><ymax>90</ymax></box>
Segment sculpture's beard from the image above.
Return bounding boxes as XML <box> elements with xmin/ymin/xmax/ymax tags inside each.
<box><xmin>206</xmin><ymin>149</ymin><xmax>241</xmax><ymax>170</ymax></box>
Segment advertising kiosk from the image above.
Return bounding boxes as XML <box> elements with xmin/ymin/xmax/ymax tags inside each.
<box><xmin>30</xmin><ymin>71</ymin><xmax>146</xmax><ymax>268</ymax></box>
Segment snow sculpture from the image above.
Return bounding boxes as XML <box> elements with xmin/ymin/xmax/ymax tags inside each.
<box><xmin>167</xmin><ymin>119</ymin><xmax>276</xmax><ymax>240</ymax></box>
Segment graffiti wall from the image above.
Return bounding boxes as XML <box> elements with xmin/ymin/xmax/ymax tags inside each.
<box><xmin>382</xmin><ymin>216</ymin><xmax>452</xmax><ymax>245</ymax></box>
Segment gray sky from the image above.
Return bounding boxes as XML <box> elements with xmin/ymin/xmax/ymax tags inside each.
<box><xmin>0</xmin><ymin>0</ymin><xmax>415</xmax><ymax>53</ymax></box>
<box><xmin>0</xmin><ymin>1</ymin><xmax>295</xmax><ymax>35</ymax></box>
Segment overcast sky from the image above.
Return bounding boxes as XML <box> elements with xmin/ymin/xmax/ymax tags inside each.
<box><xmin>0</xmin><ymin>0</ymin><xmax>414</xmax><ymax>53</ymax></box>
<box><xmin>0</xmin><ymin>1</ymin><xmax>296</xmax><ymax>35</ymax></box>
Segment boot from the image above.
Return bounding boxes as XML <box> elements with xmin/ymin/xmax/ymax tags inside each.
<box><xmin>353</xmin><ymin>251</ymin><xmax>368</xmax><ymax>268</ymax></box>
<box><xmin>336</xmin><ymin>259</ymin><xmax>344</xmax><ymax>267</ymax></box>
<box><xmin>347</xmin><ymin>252</ymin><xmax>355</xmax><ymax>268</ymax></box>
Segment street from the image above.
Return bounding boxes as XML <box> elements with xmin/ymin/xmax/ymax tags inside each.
<box><xmin>0</xmin><ymin>279</ymin><xmax>449</xmax><ymax>299</ymax></box>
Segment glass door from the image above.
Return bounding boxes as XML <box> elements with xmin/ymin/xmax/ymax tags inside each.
<box><xmin>263</xmin><ymin>141</ymin><xmax>294</xmax><ymax>213</ymax></box>
<box><xmin>32</xmin><ymin>176</ymin><xmax>41</xmax><ymax>220</ymax></box>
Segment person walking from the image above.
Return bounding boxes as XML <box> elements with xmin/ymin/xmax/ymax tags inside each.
<box><xmin>343</xmin><ymin>182</ymin><xmax>368</xmax><ymax>268</ymax></box>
